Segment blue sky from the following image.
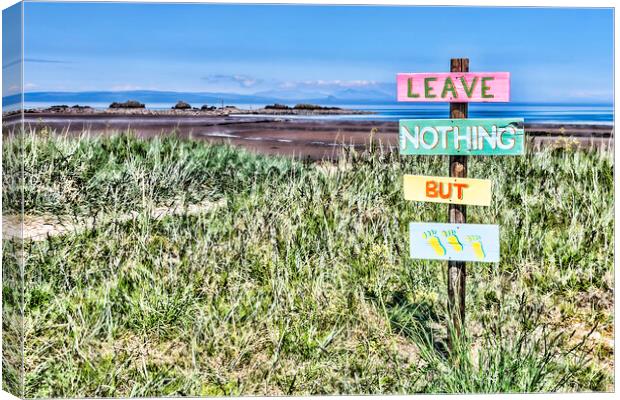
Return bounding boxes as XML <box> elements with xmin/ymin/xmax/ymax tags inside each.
<box><xmin>8</xmin><ymin>3</ymin><xmax>616</xmax><ymax>103</ymax></box>
<box><xmin>2</xmin><ymin>2</ymin><xmax>22</xmax><ymax>100</ymax></box>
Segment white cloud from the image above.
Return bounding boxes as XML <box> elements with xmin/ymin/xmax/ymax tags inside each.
<box><xmin>203</xmin><ymin>74</ymin><xmax>261</xmax><ymax>88</ymax></box>
<box><xmin>568</xmin><ymin>89</ymin><xmax>612</xmax><ymax>101</ymax></box>
<box><xmin>281</xmin><ymin>79</ymin><xmax>379</xmax><ymax>89</ymax></box>
<box><xmin>110</xmin><ymin>84</ymin><xmax>150</xmax><ymax>91</ymax></box>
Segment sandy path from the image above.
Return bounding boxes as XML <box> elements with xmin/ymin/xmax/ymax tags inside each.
<box><xmin>2</xmin><ymin>199</ymin><xmax>226</xmax><ymax>241</ymax></box>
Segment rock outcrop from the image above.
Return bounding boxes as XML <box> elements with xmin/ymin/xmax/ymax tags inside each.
<box><xmin>265</xmin><ymin>103</ymin><xmax>290</xmax><ymax>110</ymax></box>
<box><xmin>172</xmin><ymin>101</ymin><xmax>191</xmax><ymax>110</ymax></box>
<box><xmin>109</xmin><ymin>100</ymin><xmax>145</xmax><ymax>109</ymax></box>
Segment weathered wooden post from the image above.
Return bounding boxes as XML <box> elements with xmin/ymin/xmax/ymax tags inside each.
<box><xmin>447</xmin><ymin>58</ymin><xmax>468</xmax><ymax>343</ymax></box>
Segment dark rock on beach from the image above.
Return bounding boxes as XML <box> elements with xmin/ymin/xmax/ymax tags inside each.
<box><xmin>47</xmin><ymin>104</ymin><xmax>92</xmax><ymax>113</ymax></box>
<box><xmin>109</xmin><ymin>100</ymin><xmax>145</xmax><ymax>109</ymax></box>
<box><xmin>71</xmin><ymin>104</ymin><xmax>92</xmax><ymax>110</ymax></box>
<box><xmin>49</xmin><ymin>105</ymin><xmax>70</xmax><ymax>112</ymax></box>
<box><xmin>293</xmin><ymin>103</ymin><xmax>341</xmax><ymax>110</ymax></box>
<box><xmin>265</xmin><ymin>103</ymin><xmax>290</xmax><ymax>110</ymax></box>
<box><xmin>173</xmin><ymin>101</ymin><xmax>191</xmax><ymax>110</ymax></box>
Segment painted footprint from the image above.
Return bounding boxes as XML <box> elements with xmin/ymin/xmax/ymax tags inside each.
<box><xmin>467</xmin><ymin>235</ymin><xmax>486</xmax><ymax>260</ymax></box>
<box><xmin>422</xmin><ymin>230</ymin><xmax>446</xmax><ymax>256</ymax></box>
<box><xmin>442</xmin><ymin>230</ymin><xmax>464</xmax><ymax>252</ymax></box>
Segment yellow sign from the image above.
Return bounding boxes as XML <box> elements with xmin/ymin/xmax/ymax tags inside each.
<box><xmin>403</xmin><ymin>175</ymin><xmax>492</xmax><ymax>206</ymax></box>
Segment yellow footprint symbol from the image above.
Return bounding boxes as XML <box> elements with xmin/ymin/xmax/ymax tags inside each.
<box><xmin>467</xmin><ymin>235</ymin><xmax>486</xmax><ymax>260</ymax></box>
<box><xmin>442</xmin><ymin>230</ymin><xmax>464</xmax><ymax>252</ymax></box>
<box><xmin>422</xmin><ymin>230</ymin><xmax>446</xmax><ymax>256</ymax></box>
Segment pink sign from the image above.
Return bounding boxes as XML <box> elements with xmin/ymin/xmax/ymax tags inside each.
<box><xmin>396</xmin><ymin>72</ymin><xmax>510</xmax><ymax>102</ymax></box>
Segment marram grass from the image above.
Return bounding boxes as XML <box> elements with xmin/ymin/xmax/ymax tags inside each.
<box><xmin>2</xmin><ymin>130</ymin><xmax>614</xmax><ymax>396</ymax></box>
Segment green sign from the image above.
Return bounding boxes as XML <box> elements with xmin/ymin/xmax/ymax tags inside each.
<box><xmin>399</xmin><ymin>118</ymin><xmax>525</xmax><ymax>156</ymax></box>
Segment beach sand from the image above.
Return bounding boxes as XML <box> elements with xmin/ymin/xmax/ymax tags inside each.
<box><xmin>4</xmin><ymin>112</ymin><xmax>614</xmax><ymax>160</ymax></box>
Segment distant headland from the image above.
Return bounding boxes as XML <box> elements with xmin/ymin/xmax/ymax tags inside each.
<box><xmin>10</xmin><ymin>100</ymin><xmax>373</xmax><ymax>117</ymax></box>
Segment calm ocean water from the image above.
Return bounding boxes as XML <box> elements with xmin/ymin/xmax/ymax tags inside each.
<box><xmin>319</xmin><ymin>104</ymin><xmax>614</xmax><ymax>125</ymax></box>
<box><xmin>23</xmin><ymin>102</ymin><xmax>614</xmax><ymax>125</ymax></box>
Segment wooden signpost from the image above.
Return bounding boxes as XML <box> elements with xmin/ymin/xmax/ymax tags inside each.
<box><xmin>447</xmin><ymin>59</ymin><xmax>469</xmax><ymax>342</ymax></box>
<box><xmin>399</xmin><ymin>118</ymin><xmax>525</xmax><ymax>155</ymax></box>
<box><xmin>403</xmin><ymin>175</ymin><xmax>492</xmax><ymax>206</ymax></box>
<box><xmin>397</xmin><ymin>59</ymin><xmax>522</xmax><ymax>349</ymax></box>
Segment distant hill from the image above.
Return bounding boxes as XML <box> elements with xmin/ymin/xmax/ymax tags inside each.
<box><xmin>14</xmin><ymin>89</ymin><xmax>396</xmax><ymax>107</ymax></box>
<box><xmin>22</xmin><ymin>90</ymin><xmax>275</xmax><ymax>105</ymax></box>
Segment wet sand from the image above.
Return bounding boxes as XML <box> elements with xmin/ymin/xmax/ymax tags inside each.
<box><xmin>4</xmin><ymin>112</ymin><xmax>614</xmax><ymax>160</ymax></box>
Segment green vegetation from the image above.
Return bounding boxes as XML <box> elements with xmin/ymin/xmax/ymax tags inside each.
<box><xmin>2</xmin><ymin>130</ymin><xmax>614</xmax><ymax>396</ymax></box>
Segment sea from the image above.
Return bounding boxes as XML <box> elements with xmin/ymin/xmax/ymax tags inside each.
<box><xmin>21</xmin><ymin>102</ymin><xmax>614</xmax><ymax>125</ymax></box>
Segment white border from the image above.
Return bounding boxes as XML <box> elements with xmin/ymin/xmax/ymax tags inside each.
<box><xmin>0</xmin><ymin>1</ymin><xmax>616</xmax><ymax>400</ymax></box>
<box><xmin>0</xmin><ymin>0</ymin><xmax>617</xmax><ymax>6</ymax></box>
